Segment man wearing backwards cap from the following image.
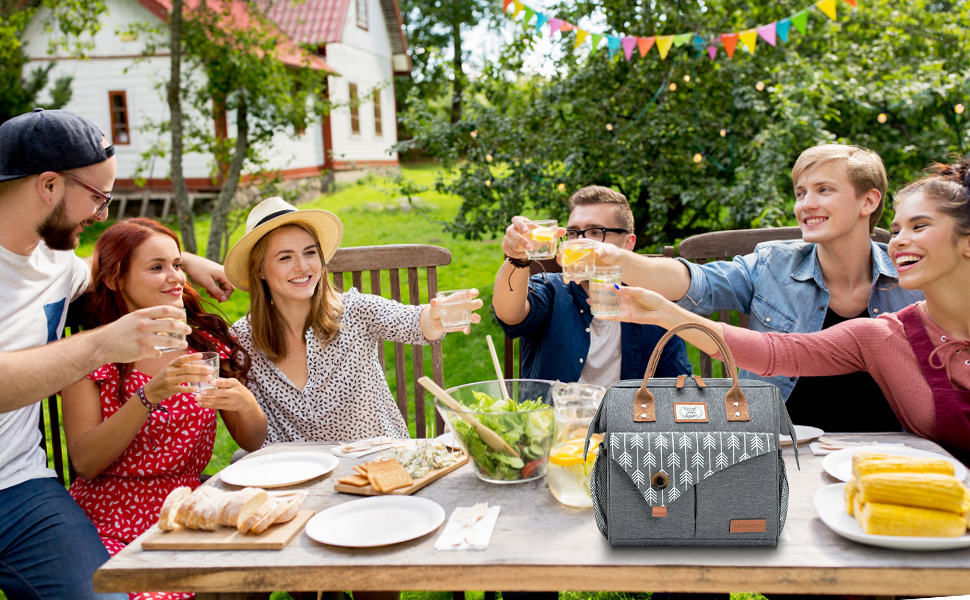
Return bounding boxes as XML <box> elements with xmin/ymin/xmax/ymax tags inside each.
<box><xmin>0</xmin><ymin>109</ymin><xmax>228</xmax><ymax>599</ymax></box>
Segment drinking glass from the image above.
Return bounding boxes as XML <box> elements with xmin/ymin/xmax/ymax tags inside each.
<box><xmin>154</xmin><ymin>317</ymin><xmax>186</xmax><ymax>352</ymax></box>
<box><xmin>589</xmin><ymin>265</ymin><xmax>622</xmax><ymax>317</ymax></box>
<box><xmin>435</xmin><ymin>289</ymin><xmax>475</xmax><ymax>331</ymax></box>
<box><xmin>559</xmin><ymin>239</ymin><xmax>596</xmax><ymax>283</ymax></box>
<box><xmin>527</xmin><ymin>219</ymin><xmax>558</xmax><ymax>260</ymax></box>
<box><xmin>186</xmin><ymin>352</ymin><xmax>220</xmax><ymax>391</ymax></box>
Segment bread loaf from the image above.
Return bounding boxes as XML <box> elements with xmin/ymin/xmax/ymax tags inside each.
<box><xmin>157</xmin><ymin>486</ymin><xmax>192</xmax><ymax>531</ymax></box>
<box><xmin>217</xmin><ymin>487</ymin><xmax>268</xmax><ymax>529</ymax></box>
<box><xmin>273</xmin><ymin>496</ymin><xmax>303</xmax><ymax>525</ymax></box>
<box><xmin>174</xmin><ymin>487</ymin><xmax>222</xmax><ymax>530</ymax></box>
<box><xmin>248</xmin><ymin>499</ymin><xmax>290</xmax><ymax>535</ymax></box>
<box><xmin>161</xmin><ymin>486</ymin><xmax>306</xmax><ymax>534</ymax></box>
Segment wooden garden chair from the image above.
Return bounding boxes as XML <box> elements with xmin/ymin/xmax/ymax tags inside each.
<box><xmin>676</xmin><ymin>225</ymin><xmax>892</xmax><ymax>377</ymax></box>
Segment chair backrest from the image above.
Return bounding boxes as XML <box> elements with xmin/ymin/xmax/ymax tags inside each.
<box><xmin>39</xmin><ymin>318</ymin><xmax>82</xmax><ymax>487</ymax></box>
<box><xmin>327</xmin><ymin>244</ymin><xmax>453</xmax><ymax>438</ymax></box>
<box><xmin>502</xmin><ymin>245</ymin><xmax>675</xmax><ymax>380</ymax></box>
<box><xmin>676</xmin><ymin>226</ymin><xmax>892</xmax><ymax>377</ymax></box>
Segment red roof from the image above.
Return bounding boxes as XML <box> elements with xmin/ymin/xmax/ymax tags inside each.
<box><xmin>264</xmin><ymin>0</ymin><xmax>350</xmax><ymax>45</ymax></box>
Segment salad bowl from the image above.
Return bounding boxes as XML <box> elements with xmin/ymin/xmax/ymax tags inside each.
<box><xmin>436</xmin><ymin>379</ymin><xmax>556</xmax><ymax>484</ymax></box>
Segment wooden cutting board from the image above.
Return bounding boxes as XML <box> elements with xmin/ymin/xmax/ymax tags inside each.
<box><xmin>333</xmin><ymin>453</ymin><xmax>468</xmax><ymax>496</ymax></box>
<box><xmin>141</xmin><ymin>510</ymin><xmax>313</xmax><ymax>550</ymax></box>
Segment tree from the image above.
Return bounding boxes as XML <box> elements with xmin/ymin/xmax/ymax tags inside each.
<box><xmin>168</xmin><ymin>0</ymin><xmax>194</xmax><ymax>253</ymax></box>
<box><xmin>398</xmin><ymin>0</ymin><xmax>970</xmax><ymax>251</ymax></box>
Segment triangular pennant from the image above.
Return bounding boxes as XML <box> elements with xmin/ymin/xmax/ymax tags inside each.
<box><xmin>776</xmin><ymin>18</ymin><xmax>792</xmax><ymax>42</ymax></box>
<box><xmin>692</xmin><ymin>35</ymin><xmax>706</xmax><ymax>53</ymax></box>
<box><xmin>738</xmin><ymin>29</ymin><xmax>758</xmax><ymax>53</ymax></box>
<box><xmin>560</xmin><ymin>23</ymin><xmax>575</xmax><ymax>31</ymax></box>
<box><xmin>707</xmin><ymin>45</ymin><xmax>717</xmax><ymax>60</ymax></box>
<box><xmin>535</xmin><ymin>13</ymin><xmax>547</xmax><ymax>33</ymax></box>
<box><xmin>512</xmin><ymin>1</ymin><xmax>524</xmax><ymax>18</ymax></box>
<box><xmin>757</xmin><ymin>23</ymin><xmax>777</xmax><ymax>46</ymax></box>
<box><xmin>574</xmin><ymin>29</ymin><xmax>588</xmax><ymax>48</ymax></box>
<box><xmin>522</xmin><ymin>7</ymin><xmax>535</xmax><ymax>26</ymax></box>
<box><xmin>673</xmin><ymin>33</ymin><xmax>692</xmax><ymax>47</ymax></box>
<box><xmin>792</xmin><ymin>9</ymin><xmax>808</xmax><ymax>34</ymax></box>
<box><xmin>590</xmin><ymin>33</ymin><xmax>604</xmax><ymax>50</ymax></box>
<box><xmin>843</xmin><ymin>0</ymin><xmax>857</xmax><ymax>5</ymax></box>
<box><xmin>656</xmin><ymin>35</ymin><xmax>674</xmax><ymax>60</ymax></box>
<box><xmin>818</xmin><ymin>0</ymin><xmax>837</xmax><ymax>20</ymax></box>
<box><xmin>548</xmin><ymin>18</ymin><xmax>564</xmax><ymax>35</ymax></box>
<box><xmin>606</xmin><ymin>36</ymin><xmax>621</xmax><ymax>58</ymax></box>
<box><xmin>720</xmin><ymin>32</ymin><xmax>739</xmax><ymax>58</ymax></box>
<box><xmin>622</xmin><ymin>36</ymin><xmax>638</xmax><ymax>61</ymax></box>
<box><xmin>637</xmin><ymin>36</ymin><xmax>655</xmax><ymax>57</ymax></box>
<box><xmin>502</xmin><ymin>0</ymin><xmax>513</xmax><ymax>12</ymax></box>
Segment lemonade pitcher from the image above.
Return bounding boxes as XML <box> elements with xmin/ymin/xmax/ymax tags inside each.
<box><xmin>548</xmin><ymin>381</ymin><xmax>607</xmax><ymax>507</ymax></box>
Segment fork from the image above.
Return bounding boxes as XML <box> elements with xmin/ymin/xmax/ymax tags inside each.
<box><xmin>452</xmin><ymin>502</ymin><xmax>489</xmax><ymax>546</ymax></box>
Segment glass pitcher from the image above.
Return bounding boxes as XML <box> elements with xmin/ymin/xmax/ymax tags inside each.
<box><xmin>547</xmin><ymin>381</ymin><xmax>607</xmax><ymax>508</ymax></box>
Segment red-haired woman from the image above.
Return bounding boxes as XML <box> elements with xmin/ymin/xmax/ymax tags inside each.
<box><xmin>61</xmin><ymin>218</ymin><xmax>266</xmax><ymax>600</ymax></box>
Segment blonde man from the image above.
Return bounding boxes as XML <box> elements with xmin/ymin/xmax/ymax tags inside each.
<box><xmin>599</xmin><ymin>144</ymin><xmax>924</xmax><ymax>431</ymax></box>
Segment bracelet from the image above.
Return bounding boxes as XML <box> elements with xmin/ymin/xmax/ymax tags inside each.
<box><xmin>136</xmin><ymin>385</ymin><xmax>170</xmax><ymax>451</ymax></box>
<box><xmin>506</xmin><ymin>255</ymin><xmax>531</xmax><ymax>269</ymax></box>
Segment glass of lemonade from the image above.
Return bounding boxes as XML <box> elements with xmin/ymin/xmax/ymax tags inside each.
<box><xmin>589</xmin><ymin>265</ymin><xmax>622</xmax><ymax>316</ymax></box>
<box><xmin>527</xmin><ymin>219</ymin><xmax>559</xmax><ymax>260</ymax></box>
<box><xmin>559</xmin><ymin>239</ymin><xmax>596</xmax><ymax>283</ymax></box>
<box><xmin>435</xmin><ymin>289</ymin><xmax>474</xmax><ymax>331</ymax></box>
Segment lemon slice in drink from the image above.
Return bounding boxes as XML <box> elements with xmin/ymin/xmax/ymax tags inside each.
<box><xmin>549</xmin><ymin>435</ymin><xmax>603</xmax><ymax>466</ymax></box>
<box><xmin>561</xmin><ymin>247</ymin><xmax>592</xmax><ymax>267</ymax></box>
<box><xmin>531</xmin><ymin>227</ymin><xmax>556</xmax><ymax>242</ymax></box>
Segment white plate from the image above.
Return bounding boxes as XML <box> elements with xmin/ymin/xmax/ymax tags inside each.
<box><xmin>822</xmin><ymin>444</ymin><xmax>968</xmax><ymax>482</ymax></box>
<box><xmin>814</xmin><ymin>483</ymin><xmax>970</xmax><ymax>551</ymax></box>
<box><xmin>218</xmin><ymin>451</ymin><xmax>338</xmax><ymax>488</ymax></box>
<box><xmin>780</xmin><ymin>425</ymin><xmax>825</xmax><ymax>446</ymax></box>
<box><xmin>305</xmin><ymin>495</ymin><xmax>445</xmax><ymax>547</ymax></box>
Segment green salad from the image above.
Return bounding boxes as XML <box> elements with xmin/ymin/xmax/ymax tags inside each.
<box><xmin>448</xmin><ymin>391</ymin><xmax>555</xmax><ymax>481</ymax></box>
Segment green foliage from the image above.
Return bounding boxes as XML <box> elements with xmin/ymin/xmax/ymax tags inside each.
<box><xmin>398</xmin><ymin>0</ymin><xmax>970</xmax><ymax>250</ymax></box>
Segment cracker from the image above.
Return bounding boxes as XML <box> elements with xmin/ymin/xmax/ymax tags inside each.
<box><xmin>353</xmin><ymin>465</ymin><xmax>368</xmax><ymax>476</ymax></box>
<box><xmin>370</xmin><ymin>463</ymin><xmax>413</xmax><ymax>493</ymax></box>
<box><xmin>366</xmin><ymin>470</ymin><xmax>385</xmax><ymax>492</ymax></box>
<box><xmin>338</xmin><ymin>474</ymin><xmax>370</xmax><ymax>487</ymax></box>
<box><xmin>366</xmin><ymin>459</ymin><xmax>400</xmax><ymax>472</ymax></box>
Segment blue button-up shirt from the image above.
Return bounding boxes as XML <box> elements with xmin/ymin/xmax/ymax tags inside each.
<box><xmin>675</xmin><ymin>239</ymin><xmax>924</xmax><ymax>399</ymax></box>
<box><xmin>497</xmin><ymin>273</ymin><xmax>693</xmax><ymax>383</ymax></box>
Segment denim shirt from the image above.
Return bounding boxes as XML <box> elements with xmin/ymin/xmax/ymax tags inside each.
<box><xmin>674</xmin><ymin>239</ymin><xmax>924</xmax><ymax>399</ymax></box>
<box><xmin>497</xmin><ymin>273</ymin><xmax>693</xmax><ymax>383</ymax></box>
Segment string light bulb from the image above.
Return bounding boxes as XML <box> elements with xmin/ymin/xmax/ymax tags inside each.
<box><xmin>755</xmin><ymin>81</ymin><xmax>765</xmax><ymax>91</ymax></box>
<box><xmin>719</xmin><ymin>129</ymin><xmax>727</xmax><ymax>137</ymax></box>
<box><xmin>485</xmin><ymin>154</ymin><xmax>493</xmax><ymax>162</ymax></box>
<box><xmin>683</xmin><ymin>74</ymin><xmax>691</xmax><ymax>83</ymax></box>
<box><xmin>956</xmin><ymin>104</ymin><xmax>965</xmax><ymax>115</ymax></box>
<box><xmin>693</xmin><ymin>153</ymin><xmax>703</xmax><ymax>163</ymax></box>
<box><xmin>669</xmin><ymin>82</ymin><xmax>678</xmax><ymax>92</ymax></box>
<box><xmin>485</xmin><ymin>179</ymin><xmax>491</xmax><ymax>187</ymax></box>
<box><xmin>605</xmin><ymin>123</ymin><xmax>614</xmax><ymax>131</ymax></box>
<box><xmin>470</xmin><ymin>130</ymin><xmax>478</xmax><ymax>138</ymax></box>
<box><xmin>557</xmin><ymin>182</ymin><xmax>567</xmax><ymax>192</ymax></box>
<box><xmin>877</xmin><ymin>113</ymin><xmax>888</xmax><ymax>124</ymax></box>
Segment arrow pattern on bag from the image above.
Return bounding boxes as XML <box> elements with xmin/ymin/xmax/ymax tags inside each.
<box><xmin>609</xmin><ymin>431</ymin><xmax>776</xmax><ymax>507</ymax></box>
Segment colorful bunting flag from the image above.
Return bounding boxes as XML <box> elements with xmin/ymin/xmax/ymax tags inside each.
<box><xmin>511</xmin><ymin>1</ymin><xmax>523</xmax><ymax>18</ymax></box>
<box><xmin>575</xmin><ymin>29</ymin><xmax>588</xmax><ymax>48</ymax></box>
<box><xmin>720</xmin><ymin>32</ymin><xmax>739</xmax><ymax>58</ymax></box>
<box><xmin>548</xmin><ymin>18</ymin><xmax>564</xmax><ymax>35</ymax></box>
<box><xmin>535</xmin><ymin>13</ymin><xmax>547</xmax><ymax>32</ymax></box>
<box><xmin>757</xmin><ymin>23</ymin><xmax>777</xmax><ymax>46</ymax></box>
<box><xmin>607</xmin><ymin>36</ymin><xmax>621</xmax><ymax>58</ymax></box>
<box><xmin>673</xmin><ymin>33</ymin><xmax>692</xmax><ymax>47</ymax></box>
<box><xmin>692</xmin><ymin>35</ymin><xmax>706</xmax><ymax>54</ymax></box>
<box><xmin>844</xmin><ymin>0</ymin><xmax>857</xmax><ymax>5</ymax></box>
<box><xmin>502</xmin><ymin>0</ymin><xmax>513</xmax><ymax>12</ymax></box>
<box><xmin>739</xmin><ymin>29</ymin><xmax>758</xmax><ymax>53</ymax></box>
<box><xmin>818</xmin><ymin>0</ymin><xmax>837</xmax><ymax>20</ymax></box>
<box><xmin>637</xmin><ymin>36</ymin><xmax>655</xmax><ymax>57</ymax></box>
<box><xmin>622</xmin><ymin>36</ymin><xmax>638</xmax><ymax>61</ymax></box>
<box><xmin>792</xmin><ymin>9</ymin><xmax>809</xmax><ymax>34</ymax></box>
<box><xmin>777</xmin><ymin>18</ymin><xmax>792</xmax><ymax>43</ymax></box>
<box><xmin>707</xmin><ymin>45</ymin><xmax>717</xmax><ymax>60</ymax></box>
<box><xmin>522</xmin><ymin>7</ymin><xmax>534</xmax><ymax>26</ymax></box>
<box><xmin>590</xmin><ymin>33</ymin><xmax>604</xmax><ymax>50</ymax></box>
<box><xmin>656</xmin><ymin>35</ymin><xmax>674</xmax><ymax>60</ymax></box>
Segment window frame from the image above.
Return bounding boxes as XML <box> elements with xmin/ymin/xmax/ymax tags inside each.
<box><xmin>356</xmin><ymin>0</ymin><xmax>368</xmax><ymax>30</ymax></box>
<box><xmin>108</xmin><ymin>90</ymin><xmax>131</xmax><ymax>146</ymax></box>
<box><xmin>349</xmin><ymin>83</ymin><xmax>360</xmax><ymax>136</ymax></box>
<box><xmin>373</xmin><ymin>90</ymin><xmax>382</xmax><ymax>137</ymax></box>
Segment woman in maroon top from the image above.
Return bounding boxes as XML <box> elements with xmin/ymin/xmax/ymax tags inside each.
<box><xmin>603</xmin><ymin>157</ymin><xmax>970</xmax><ymax>462</ymax></box>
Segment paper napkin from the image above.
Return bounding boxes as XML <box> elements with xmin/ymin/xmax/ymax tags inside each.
<box><xmin>434</xmin><ymin>505</ymin><xmax>501</xmax><ymax>551</ymax></box>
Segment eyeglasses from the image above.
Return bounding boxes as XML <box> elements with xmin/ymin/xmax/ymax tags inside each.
<box><xmin>58</xmin><ymin>171</ymin><xmax>112</xmax><ymax>217</ymax></box>
<box><xmin>565</xmin><ymin>227</ymin><xmax>628</xmax><ymax>242</ymax></box>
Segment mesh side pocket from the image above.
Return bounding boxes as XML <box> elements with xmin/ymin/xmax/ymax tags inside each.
<box><xmin>778</xmin><ymin>453</ymin><xmax>789</xmax><ymax>532</ymax></box>
<box><xmin>589</xmin><ymin>444</ymin><xmax>609</xmax><ymax>539</ymax></box>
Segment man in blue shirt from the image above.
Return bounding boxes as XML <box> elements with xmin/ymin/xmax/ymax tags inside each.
<box><xmin>595</xmin><ymin>145</ymin><xmax>924</xmax><ymax>432</ymax></box>
<box><xmin>494</xmin><ymin>185</ymin><xmax>692</xmax><ymax>386</ymax></box>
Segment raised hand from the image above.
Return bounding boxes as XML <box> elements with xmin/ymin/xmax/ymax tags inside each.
<box><xmin>93</xmin><ymin>305</ymin><xmax>191</xmax><ymax>365</ymax></box>
<box><xmin>594</xmin><ymin>285</ymin><xmax>672</xmax><ymax>325</ymax></box>
<box><xmin>428</xmin><ymin>289</ymin><xmax>484</xmax><ymax>335</ymax></box>
<box><xmin>142</xmin><ymin>353</ymin><xmax>214</xmax><ymax>405</ymax></box>
<box><xmin>196</xmin><ymin>378</ymin><xmax>259</xmax><ymax>412</ymax></box>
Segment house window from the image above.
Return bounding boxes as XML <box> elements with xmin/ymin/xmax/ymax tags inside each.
<box><xmin>356</xmin><ymin>0</ymin><xmax>368</xmax><ymax>30</ymax></box>
<box><xmin>349</xmin><ymin>84</ymin><xmax>360</xmax><ymax>135</ymax></box>
<box><xmin>374</xmin><ymin>91</ymin><xmax>382</xmax><ymax>137</ymax></box>
<box><xmin>108</xmin><ymin>91</ymin><xmax>130</xmax><ymax>145</ymax></box>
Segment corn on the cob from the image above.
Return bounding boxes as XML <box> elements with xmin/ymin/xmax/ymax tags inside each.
<box><xmin>845</xmin><ymin>479</ymin><xmax>859</xmax><ymax>516</ymax></box>
<box><xmin>852</xmin><ymin>455</ymin><xmax>955</xmax><ymax>480</ymax></box>
<box><xmin>851</xmin><ymin>451</ymin><xmax>899</xmax><ymax>469</ymax></box>
<box><xmin>858</xmin><ymin>473</ymin><xmax>970</xmax><ymax>514</ymax></box>
<box><xmin>858</xmin><ymin>502</ymin><xmax>967</xmax><ymax>537</ymax></box>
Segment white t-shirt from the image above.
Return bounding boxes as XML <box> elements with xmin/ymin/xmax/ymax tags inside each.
<box><xmin>0</xmin><ymin>241</ymin><xmax>90</xmax><ymax>491</ymax></box>
<box><xmin>578</xmin><ymin>318</ymin><xmax>622</xmax><ymax>388</ymax></box>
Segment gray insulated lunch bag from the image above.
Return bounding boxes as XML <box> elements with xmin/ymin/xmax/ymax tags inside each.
<box><xmin>584</xmin><ymin>322</ymin><xmax>797</xmax><ymax>546</ymax></box>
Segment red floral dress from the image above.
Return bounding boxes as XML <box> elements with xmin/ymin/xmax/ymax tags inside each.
<box><xmin>69</xmin><ymin>343</ymin><xmax>229</xmax><ymax>600</ymax></box>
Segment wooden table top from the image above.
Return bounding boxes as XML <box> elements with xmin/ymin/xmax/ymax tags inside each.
<box><xmin>94</xmin><ymin>433</ymin><xmax>970</xmax><ymax>596</ymax></box>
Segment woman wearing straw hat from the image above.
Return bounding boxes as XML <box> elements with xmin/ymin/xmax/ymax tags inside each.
<box><xmin>224</xmin><ymin>197</ymin><xmax>483</xmax><ymax>445</ymax></box>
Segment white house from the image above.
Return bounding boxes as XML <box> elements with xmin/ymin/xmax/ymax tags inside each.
<box><xmin>20</xmin><ymin>0</ymin><xmax>410</xmax><ymax>208</ymax></box>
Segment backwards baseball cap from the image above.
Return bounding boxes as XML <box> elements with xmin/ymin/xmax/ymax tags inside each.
<box><xmin>0</xmin><ymin>108</ymin><xmax>115</xmax><ymax>183</ymax></box>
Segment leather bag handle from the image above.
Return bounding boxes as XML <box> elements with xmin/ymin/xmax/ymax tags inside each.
<box><xmin>634</xmin><ymin>321</ymin><xmax>749</xmax><ymax>422</ymax></box>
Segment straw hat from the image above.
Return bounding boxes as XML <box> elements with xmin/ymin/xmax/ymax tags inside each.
<box><xmin>224</xmin><ymin>197</ymin><xmax>343</xmax><ymax>292</ymax></box>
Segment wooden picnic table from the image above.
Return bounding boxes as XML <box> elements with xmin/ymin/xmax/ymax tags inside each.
<box><xmin>94</xmin><ymin>433</ymin><xmax>970</xmax><ymax>596</ymax></box>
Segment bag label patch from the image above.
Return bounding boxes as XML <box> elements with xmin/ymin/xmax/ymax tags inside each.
<box><xmin>730</xmin><ymin>519</ymin><xmax>767</xmax><ymax>533</ymax></box>
<box><xmin>652</xmin><ymin>506</ymin><xmax>667</xmax><ymax>517</ymax></box>
<box><xmin>674</xmin><ymin>403</ymin><xmax>708</xmax><ymax>422</ymax></box>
